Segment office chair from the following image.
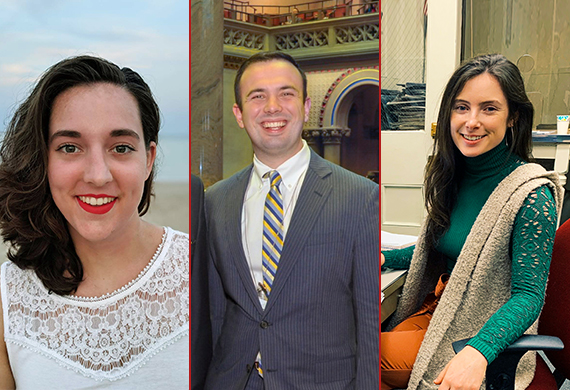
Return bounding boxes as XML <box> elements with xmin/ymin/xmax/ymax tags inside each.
<box><xmin>453</xmin><ymin>218</ymin><xmax>570</xmax><ymax>389</ymax></box>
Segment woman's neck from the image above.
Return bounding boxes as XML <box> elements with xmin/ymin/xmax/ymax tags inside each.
<box><xmin>462</xmin><ymin>138</ymin><xmax>520</xmax><ymax>177</ymax></box>
<box><xmin>71</xmin><ymin>218</ymin><xmax>164</xmax><ymax>297</ymax></box>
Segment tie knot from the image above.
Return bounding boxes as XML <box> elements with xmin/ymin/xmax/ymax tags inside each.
<box><xmin>266</xmin><ymin>170</ymin><xmax>282</xmax><ymax>188</ymax></box>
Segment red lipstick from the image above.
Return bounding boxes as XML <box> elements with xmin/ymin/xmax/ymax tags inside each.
<box><xmin>76</xmin><ymin>195</ymin><xmax>117</xmax><ymax>215</ymax></box>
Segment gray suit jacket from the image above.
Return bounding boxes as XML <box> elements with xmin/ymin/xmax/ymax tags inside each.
<box><xmin>204</xmin><ymin>150</ymin><xmax>379</xmax><ymax>389</ymax></box>
<box><xmin>191</xmin><ymin>174</ymin><xmax>211</xmax><ymax>390</ymax></box>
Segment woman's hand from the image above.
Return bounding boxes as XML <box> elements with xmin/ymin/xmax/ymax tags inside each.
<box><xmin>381</xmin><ymin>252</ymin><xmax>385</xmax><ymax>266</ymax></box>
<box><xmin>434</xmin><ymin>346</ymin><xmax>487</xmax><ymax>390</ymax></box>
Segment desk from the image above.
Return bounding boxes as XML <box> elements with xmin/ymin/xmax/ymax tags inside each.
<box><xmin>381</xmin><ymin>231</ymin><xmax>415</xmax><ymax>324</ymax></box>
<box><xmin>381</xmin><ymin>269</ymin><xmax>406</xmax><ymax>323</ymax></box>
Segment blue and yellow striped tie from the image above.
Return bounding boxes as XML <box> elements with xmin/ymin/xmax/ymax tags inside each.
<box><xmin>255</xmin><ymin>171</ymin><xmax>284</xmax><ymax>378</ymax></box>
<box><xmin>261</xmin><ymin>170</ymin><xmax>284</xmax><ymax>297</ymax></box>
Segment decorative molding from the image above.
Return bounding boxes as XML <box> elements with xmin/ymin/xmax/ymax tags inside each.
<box><xmin>319</xmin><ymin>68</ymin><xmax>379</xmax><ymax>127</ymax></box>
<box><xmin>335</xmin><ymin>23</ymin><xmax>379</xmax><ymax>44</ymax></box>
<box><xmin>275</xmin><ymin>29</ymin><xmax>328</xmax><ymax>50</ymax></box>
<box><xmin>223</xmin><ymin>15</ymin><xmax>379</xmax><ymax>56</ymax></box>
<box><xmin>224</xmin><ymin>28</ymin><xmax>264</xmax><ymax>50</ymax></box>
<box><xmin>319</xmin><ymin>68</ymin><xmax>357</xmax><ymax>127</ymax></box>
<box><xmin>321</xmin><ymin>127</ymin><xmax>351</xmax><ymax>144</ymax></box>
<box><xmin>223</xmin><ymin>55</ymin><xmax>245</xmax><ymax>70</ymax></box>
<box><xmin>302</xmin><ymin>129</ymin><xmax>323</xmax><ymax>142</ymax></box>
<box><xmin>302</xmin><ymin>127</ymin><xmax>351</xmax><ymax>145</ymax></box>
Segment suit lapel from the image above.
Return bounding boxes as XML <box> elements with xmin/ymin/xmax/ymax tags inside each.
<box><xmin>264</xmin><ymin>151</ymin><xmax>333</xmax><ymax>314</ymax></box>
<box><xmin>224</xmin><ymin>166</ymin><xmax>265</xmax><ymax>314</ymax></box>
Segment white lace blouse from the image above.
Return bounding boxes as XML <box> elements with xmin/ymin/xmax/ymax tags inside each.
<box><xmin>1</xmin><ymin>227</ymin><xmax>189</xmax><ymax>389</ymax></box>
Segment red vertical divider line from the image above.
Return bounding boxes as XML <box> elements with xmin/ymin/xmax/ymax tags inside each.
<box><xmin>188</xmin><ymin>1</ymin><xmax>192</xmax><ymax>386</ymax></box>
<box><xmin>378</xmin><ymin>1</ymin><xmax>382</xmax><ymax>386</ymax></box>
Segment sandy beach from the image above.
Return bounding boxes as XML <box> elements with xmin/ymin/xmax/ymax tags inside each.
<box><xmin>0</xmin><ymin>181</ymin><xmax>189</xmax><ymax>264</ymax></box>
<box><xmin>143</xmin><ymin>181</ymin><xmax>189</xmax><ymax>234</ymax></box>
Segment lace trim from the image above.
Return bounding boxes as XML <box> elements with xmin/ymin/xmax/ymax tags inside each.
<box><xmin>3</xmin><ymin>228</ymin><xmax>189</xmax><ymax>381</ymax></box>
<box><xmin>6</xmin><ymin>327</ymin><xmax>189</xmax><ymax>382</ymax></box>
<box><xmin>63</xmin><ymin>227</ymin><xmax>168</xmax><ymax>303</ymax></box>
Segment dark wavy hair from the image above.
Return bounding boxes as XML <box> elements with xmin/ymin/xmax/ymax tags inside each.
<box><xmin>424</xmin><ymin>53</ymin><xmax>534</xmax><ymax>249</ymax></box>
<box><xmin>234</xmin><ymin>51</ymin><xmax>307</xmax><ymax>110</ymax></box>
<box><xmin>0</xmin><ymin>55</ymin><xmax>160</xmax><ymax>295</ymax></box>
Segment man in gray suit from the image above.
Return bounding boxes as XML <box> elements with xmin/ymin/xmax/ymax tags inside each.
<box><xmin>204</xmin><ymin>52</ymin><xmax>379</xmax><ymax>389</ymax></box>
<box><xmin>191</xmin><ymin>174</ymin><xmax>211</xmax><ymax>390</ymax></box>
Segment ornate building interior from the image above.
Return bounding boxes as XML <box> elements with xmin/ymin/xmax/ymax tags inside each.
<box><xmin>191</xmin><ymin>0</ymin><xmax>379</xmax><ymax>186</ymax></box>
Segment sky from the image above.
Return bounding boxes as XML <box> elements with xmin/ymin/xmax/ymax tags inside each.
<box><xmin>0</xmin><ymin>0</ymin><xmax>189</xmax><ymax>138</ymax></box>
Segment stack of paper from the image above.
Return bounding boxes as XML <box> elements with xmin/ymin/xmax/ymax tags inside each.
<box><xmin>381</xmin><ymin>230</ymin><xmax>417</xmax><ymax>251</ymax></box>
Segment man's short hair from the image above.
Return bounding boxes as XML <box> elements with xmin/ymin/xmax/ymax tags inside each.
<box><xmin>234</xmin><ymin>51</ymin><xmax>308</xmax><ymax>110</ymax></box>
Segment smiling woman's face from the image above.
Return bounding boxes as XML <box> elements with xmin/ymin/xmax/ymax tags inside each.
<box><xmin>450</xmin><ymin>72</ymin><xmax>513</xmax><ymax>158</ymax></box>
<box><xmin>47</xmin><ymin>82</ymin><xmax>156</xmax><ymax>244</ymax></box>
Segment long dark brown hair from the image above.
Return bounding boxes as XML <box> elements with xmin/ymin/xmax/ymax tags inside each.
<box><xmin>0</xmin><ymin>55</ymin><xmax>160</xmax><ymax>295</ymax></box>
<box><xmin>424</xmin><ymin>54</ymin><xmax>534</xmax><ymax>249</ymax></box>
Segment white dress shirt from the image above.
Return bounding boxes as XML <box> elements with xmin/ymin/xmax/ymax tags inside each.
<box><xmin>241</xmin><ymin>140</ymin><xmax>311</xmax><ymax>308</ymax></box>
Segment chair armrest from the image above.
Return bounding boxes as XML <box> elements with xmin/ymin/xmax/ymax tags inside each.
<box><xmin>453</xmin><ymin>334</ymin><xmax>564</xmax><ymax>354</ymax></box>
<box><xmin>453</xmin><ymin>335</ymin><xmax>564</xmax><ymax>390</ymax></box>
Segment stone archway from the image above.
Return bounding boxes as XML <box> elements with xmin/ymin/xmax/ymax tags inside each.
<box><xmin>341</xmin><ymin>84</ymin><xmax>379</xmax><ymax>178</ymax></box>
<box><xmin>315</xmin><ymin>68</ymin><xmax>379</xmax><ymax>172</ymax></box>
<box><xmin>321</xmin><ymin>68</ymin><xmax>379</xmax><ymax>128</ymax></box>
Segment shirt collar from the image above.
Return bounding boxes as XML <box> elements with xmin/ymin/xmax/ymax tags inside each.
<box><xmin>252</xmin><ymin>140</ymin><xmax>311</xmax><ymax>190</ymax></box>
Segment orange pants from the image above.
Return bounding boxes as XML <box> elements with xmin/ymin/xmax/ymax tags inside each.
<box><xmin>381</xmin><ymin>274</ymin><xmax>449</xmax><ymax>390</ymax></box>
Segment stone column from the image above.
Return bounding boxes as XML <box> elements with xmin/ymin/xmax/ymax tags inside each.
<box><xmin>191</xmin><ymin>0</ymin><xmax>224</xmax><ymax>187</ymax></box>
<box><xmin>302</xmin><ymin>129</ymin><xmax>323</xmax><ymax>156</ymax></box>
<box><xmin>322</xmin><ymin>128</ymin><xmax>351</xmax><ymax>165</ymax></box>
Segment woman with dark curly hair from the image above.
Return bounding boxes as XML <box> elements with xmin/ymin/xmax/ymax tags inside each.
<box><xmin>381</xmin><ymin>54</ymin><xmax>563</xmax><ymax>389</ymax></box>
<box><xmin>0</xmin><ymin>55</ymin><xmax>189</xmax><ymax>389</ymax></box>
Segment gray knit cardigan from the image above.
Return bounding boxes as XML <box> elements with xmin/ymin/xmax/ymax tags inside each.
<box><xmin>385</xmin><ymin>163</ymin><xmax>563</xmax><ymax>390</ymax></box>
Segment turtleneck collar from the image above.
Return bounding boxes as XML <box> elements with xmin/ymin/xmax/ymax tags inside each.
<box><xmin>462</xmin><ymin>137</ymin><xmax>520</xmax><ymax>176</ymax></box>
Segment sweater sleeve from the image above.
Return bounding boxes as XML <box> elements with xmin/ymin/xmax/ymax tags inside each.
<box><xmin>382</xmin><ymin>245</ymin><xmax>415</xmax><ymax>270</ymax></box>
<box><xmin>466</xmin><ymin>185</ymin><xmax>557</xmax><ymax>363</ymax></box>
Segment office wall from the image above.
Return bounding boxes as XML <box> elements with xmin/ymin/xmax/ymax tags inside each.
<box><xmin>381</xmin><ymin>0</ymin><xmax>425</xmax><ymax>90</ymax></box>
<box><xmin>464</xmin><ymin>0</ymin><xmax>570</xmax><ymax>127</ymax></box>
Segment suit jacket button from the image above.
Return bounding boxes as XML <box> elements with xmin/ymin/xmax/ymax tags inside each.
<box><xmin>260</xmin><ymin>320</ymin><xmax>270</xmax><ymax>329</ymax></box>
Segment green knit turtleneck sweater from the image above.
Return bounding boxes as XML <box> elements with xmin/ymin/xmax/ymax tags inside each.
<box><xmin>382</xmin><ymin>140</ymin><xmax>557</xmax><ymax>363</ymax></box>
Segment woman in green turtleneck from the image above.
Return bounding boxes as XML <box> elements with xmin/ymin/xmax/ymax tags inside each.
<box><xmin>381</xmin><ymin>54</ymin><xmax>562</xmax><ymax>390</ymax></box>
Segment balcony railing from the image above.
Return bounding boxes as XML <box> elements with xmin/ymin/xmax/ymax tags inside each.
<box><xmin>224</xmin><ymin>0</ymin><xmax>378</xmax><ymax>27</ymax></box>
<box><xmin>224</xmin><ymin>10</ymin><xmax>379</xmax><ymax>60</ymax></box>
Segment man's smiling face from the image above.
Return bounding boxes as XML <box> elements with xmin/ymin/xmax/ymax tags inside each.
<box><xmin>233</xmin><ymin>59</ymin><xmax>311</xmax><ymax>168</ymax></box>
